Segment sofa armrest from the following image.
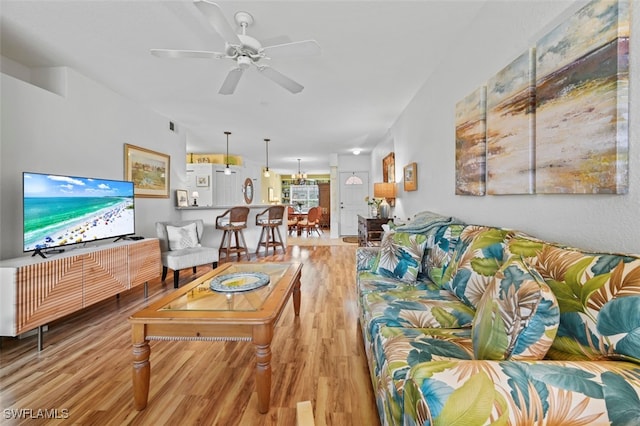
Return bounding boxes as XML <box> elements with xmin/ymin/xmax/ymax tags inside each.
<box><xmin>356</xmin><ymin>247</ymin><xmax>379</xmax><ymax>272</ymax></box>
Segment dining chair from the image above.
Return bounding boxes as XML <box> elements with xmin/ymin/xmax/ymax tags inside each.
<box><xmin>297</xmin><ymin>206</ymin><xmax>321</xmax><ymax>237</ymax></box>
<box><xmin>287</xmin><ymin>206</ymin><xmax>299</xmax><ymax>235</ymax></box>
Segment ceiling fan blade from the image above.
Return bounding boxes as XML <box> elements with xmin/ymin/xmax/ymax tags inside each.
<box><xmin>150</xmin><ymin>49</ymin><xmax>225</xmax><ymax>59</ymax></box>
<box><xmin>219</xmin><ymin>68</ymin><xmax>244</xmax><ymax>95</ymax></box>
<box><xmin>261</xmin><ymin>35</ymin><xmax>292</xmax><ymax>47</ymax></box>
<box><xmin>257</xmin><ymin>66</ymin><xmax>304</xmax><ymax>94</ymax></box>
<box><xmin>194</xmin><ymin>0</ymin><xmax>242</xmax><ymax>46</ymax></box>
<box><xmin>262</xmin><ymin>40</ymin><xmax>321</xmax><ymax>57</ymax></box>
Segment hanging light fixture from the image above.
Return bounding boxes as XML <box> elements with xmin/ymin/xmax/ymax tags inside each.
<box><xmin>224</xmin><ymin>131</ymin><xmax>232</xmax><ymax>175</ymax></box>
<box><xmin>263</xmin><ymin>138</ymin><xmax>270</xmax><ymax>177</ymax></box>
<box><xmin>295</xmin><ymin>159</ymin><xmax>302</xmax><ymax>181</ymax></box>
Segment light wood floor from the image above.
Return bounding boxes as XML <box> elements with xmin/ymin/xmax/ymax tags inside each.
<box><xmin>0</xmin><ymin>242</ymin><xmax>380</xmax><ymax>425</ymax></box>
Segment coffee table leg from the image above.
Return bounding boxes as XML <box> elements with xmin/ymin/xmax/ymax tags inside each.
<box><xmin>253</xmin><ymin>324</ymin><xmax>274</xmax><ymax>414</ymax></box>
<box><xmin>293</xmin><ymin>275</ymin><xmax>301</xmax><ymax>316</ymax></box>
<box><xmin>132</xmin><ymin>324</ymin><xmax>150</xmax><ymax>410</ymax></box>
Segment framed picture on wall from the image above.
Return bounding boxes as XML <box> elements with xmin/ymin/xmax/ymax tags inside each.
<box><xmin>175</xmin><ymin>189</ymin><xmax>189</xmax><ymax>207</ymax></box>
<box><xmin>124</xmin><ymin>143</ymin><xmax>170</xmax><ymax>198</ymax></box>
<box><xmin>196</xmin><ymin>175</ymin><xmax>209</xmax><ymax>187</ymax></box>
<box><xmin>382</xmin><ymin>152</ymin><xmax>395</xmax><ymax>183</ymax></box>
<box><xmin>404</xmin><ymin>162</ymin><xmax>417</xmax><ymax>191</ymax></box>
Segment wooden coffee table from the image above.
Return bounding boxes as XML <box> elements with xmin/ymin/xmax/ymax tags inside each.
<box><xmin>129</xmin><ymin>262</ymin><xmax>302</xmax><ymax>413</ymax></box>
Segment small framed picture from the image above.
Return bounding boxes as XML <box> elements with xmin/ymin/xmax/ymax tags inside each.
<box><xmin>176</xmin><ymin>189</ymin><xmax>189</xmax><ymax>207</ymax></box>
<box><xmin>404</xmin><ymin>162</ymin><xmax>417</xmax><ymax>191</ymax></box>
<box><xmin>196</xmin><ymin>175</ymin><xmax>209</xmax><ymax>187</ymax></box>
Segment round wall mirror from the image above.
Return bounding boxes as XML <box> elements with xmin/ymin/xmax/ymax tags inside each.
<box><xmin>243</xmin><ymin>178</ymin><xmax>254</xmax><ymax>204</ymax></box>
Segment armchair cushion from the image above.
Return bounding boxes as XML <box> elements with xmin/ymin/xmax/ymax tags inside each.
<box><xmin>472</xmin><ymin>257</ymin><xmax>560</xmax><ymax>360</ymax></box>
<box><xmin>373</xmin><ymin>231</ymin><xmax>428</xmax><ymax>283</ymax></box>
<box><xmin>166</xmin><ymin>222</ymin><xmax>200</xmax><ymax>251</ymax></box>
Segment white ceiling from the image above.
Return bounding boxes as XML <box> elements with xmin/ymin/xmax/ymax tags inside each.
<box><xmin>0</xmin><ymin>0</ymin><xmax>485</xmax><ymax>174</ymax></box>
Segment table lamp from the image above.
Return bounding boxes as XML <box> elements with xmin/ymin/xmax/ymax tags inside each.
<box><xmin>192</xmin><ymin>191</ymin><xmax>199</xmax><ymax>206</ymax></box>
<box><xmin>373</xmin><ymin>183</ymin><xmax>396</xmax><ymax>219</ymax></box>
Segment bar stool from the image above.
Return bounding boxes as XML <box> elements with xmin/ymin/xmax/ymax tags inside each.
<box><xmin>255</xmin><ymin>206</ymin><xmax>286</xmax><ymax>256</ymax></box>
<box><xmin>215</xmin><ymin>206</ymin><xmax>250</xmax><ymax>262</ymax></box>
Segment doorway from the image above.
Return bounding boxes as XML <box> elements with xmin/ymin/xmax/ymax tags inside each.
<box><xmin>339</xmin><ymin>171</ymin><xmax>369</xmax><ymax>235</ymax></box>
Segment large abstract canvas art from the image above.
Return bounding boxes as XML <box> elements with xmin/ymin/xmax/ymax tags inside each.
<box><xmin>455</xmin><ymin>86</ymin><xmax>487</xmax><ymax>196</ymax></box>
<box><xmin>486</xmin><ymin>49</ymin><xmax>536</xmax><ymax>195</ymax></box>
<box><xmin>535</xmin><ymin>0</ymin><xmax>629</xmax><ymax>194</ymax></box>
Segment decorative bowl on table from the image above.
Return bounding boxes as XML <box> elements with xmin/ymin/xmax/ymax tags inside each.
<box><xmin>209</xmin><ymin>272</ymin><xmax>270</xmax><ymax>293</ymax></box>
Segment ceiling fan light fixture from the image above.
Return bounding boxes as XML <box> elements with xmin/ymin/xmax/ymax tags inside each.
<box><xmin>237</xmin><ymin>55</ymin><xmax>251</xmax><ymax>69</ymax></box>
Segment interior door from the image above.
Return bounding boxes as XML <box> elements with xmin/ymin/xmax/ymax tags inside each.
<box><xmin>339</xmin><ymin>171</ymin><xmax>369</xmax><ymax>236</ymax></box>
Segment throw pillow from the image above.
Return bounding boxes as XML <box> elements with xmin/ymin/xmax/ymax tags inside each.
<box><xmin>471</xmin><ymin>257</ymin><xmax>560</xmax><ymax>361</ymax></box>
<box><xmin>373</xmin><ymin>230</ymin><xmax>428</xmax><ymax>283</ymax></box>
<box><xmin>443</xmin><ymin>226</ymin><xmax>512</xmax><ymax>309</ymax></box>
<box><xmin>166</xmin><ymin>222</ymin><xmax>200</xmax><ymax>251</ymax></box>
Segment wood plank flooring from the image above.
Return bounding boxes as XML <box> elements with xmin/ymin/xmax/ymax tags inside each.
<box><xmin>0</xmin><ymin>244</ymin><xmax>380</xmax><ymax>426</ymax></box>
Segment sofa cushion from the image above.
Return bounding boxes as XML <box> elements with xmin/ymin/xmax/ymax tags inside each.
<box><xmin>506</xmin><ymin>233</ymin><xmax>640</xmax><ymax>363</ymax></box>
<box><xmin>402</xmin><ymin>359</ymin><xmax>640</xmax><ymax>426</ymax></box>
<box><xmin>444</xmin><ymin>226</ymin><xmax>513</xmax><ymax>309</ymax></box>
<box><xmin>357</xmin><ymin>271</ymin><xmax>438</xmax><ymax>295</ymax></box>
<box><xmin>361</xmin><ymin>288</ymin><xmax>476</xmax><ymax>344</ymax></box>
<box><xmin>166</xmin><ymin>222</ymin><xmax>200</xmax><ymax>251</ymax></box>
<box><xmin>472</xmin><ymin>257</ymin><xmax>560</xmax><ymax>360</ymax></box>
<box><xmin>373</xmin><ymin>231</ymin><xmax>428</xmax><ymax>283</ymax></box>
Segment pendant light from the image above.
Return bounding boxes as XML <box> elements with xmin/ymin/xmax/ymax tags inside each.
<box><xmin>294</xmin><ymin>158</ymin><xmax>308</xmax><ymax>183</ymax></box>
<box><xmin>263</xmin><ymin>138</ymin><xmax>270</xmax><ymax>177</ymax></box>
<box><xmin>224</xmin><ymin>131</ymin><xmax>232</xmax><ymax>175</ymax></box>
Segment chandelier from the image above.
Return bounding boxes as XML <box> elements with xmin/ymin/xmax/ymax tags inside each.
<box><xmin>293</xmin><ymin>158</ymin><xmax>307</xmax><ymax>182</ymax></box>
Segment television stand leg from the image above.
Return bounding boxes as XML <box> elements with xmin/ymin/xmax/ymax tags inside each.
<box><xmin>38</xmin><ymin>325</ymin><xmax>44</xmax><ymax>351</ymax></box>
<box><xmin>32</xmin><ymin>249</ymin><xmax>47</xmax><ymax>259</ymax></box>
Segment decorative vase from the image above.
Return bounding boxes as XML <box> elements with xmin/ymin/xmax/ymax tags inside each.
<box><xmin>379</xmin><ymin>199</ymin><xmax>390</xmax><ymax>219</ymax></box>
<box><xmin>370</xmin><ymin>206</ymin><xmax>378</xmax><ymax>218</ymax></box>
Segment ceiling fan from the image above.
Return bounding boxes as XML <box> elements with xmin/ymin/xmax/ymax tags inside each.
<box><xmin>151</xmin><ymin>0</ymin><xmax>321</xmax><ymax>95</ymax></box>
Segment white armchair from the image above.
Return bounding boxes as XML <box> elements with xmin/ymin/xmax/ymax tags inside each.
<box><xmin>155</xmin><ymin>219</ymin><xmax>218</xmax><ymax>288</ymax></box>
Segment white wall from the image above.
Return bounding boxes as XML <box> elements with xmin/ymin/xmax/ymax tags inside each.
<box><xmin>0</xmin><ymin>67</ymin><xmax>186</xmax><ymax>259</ymax></box>
<box><xmin>386</xmin><ymin>0</ymin><xmax>640</xmax><ymax>254</ymax></box>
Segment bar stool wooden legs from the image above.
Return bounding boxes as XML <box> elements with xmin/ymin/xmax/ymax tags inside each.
<box><xmin>215</xmin><ymin>207</ymin><xmax>251</xmax><ymax>262</ymax></box>
<box><xmin>255</xmin><ymin>206</ymin><xmax>285</xmax><ymax>256</ymax></box>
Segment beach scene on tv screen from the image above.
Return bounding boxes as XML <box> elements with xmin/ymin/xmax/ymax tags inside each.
<box><xmin>23</xmin><ymin>173</ymin><xmax>135</xmax><ymax>251</ymax></box>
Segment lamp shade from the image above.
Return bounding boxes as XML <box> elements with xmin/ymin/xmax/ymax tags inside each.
<box><xmin>374</xmin><ymin>182</ymin><xmax>396</xmax><ymax>198</ymax></box>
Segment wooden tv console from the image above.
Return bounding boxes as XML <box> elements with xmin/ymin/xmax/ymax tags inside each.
<box><xmin>0</xmin><ymin>238</ymin><xmax>160</xmax><ymax>350</ymax></box>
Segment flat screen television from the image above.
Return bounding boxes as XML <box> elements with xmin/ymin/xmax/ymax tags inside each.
<box><xmin>23</xmin><ymin>172</ymin><xmax>135</xmax><ymax>257</ymax></box>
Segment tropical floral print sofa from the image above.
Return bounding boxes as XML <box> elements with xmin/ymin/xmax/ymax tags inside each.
<box><xmin>356</xmin><ymin>213</ymin><xmax>640</xmax><ymax>426</ymax></box>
